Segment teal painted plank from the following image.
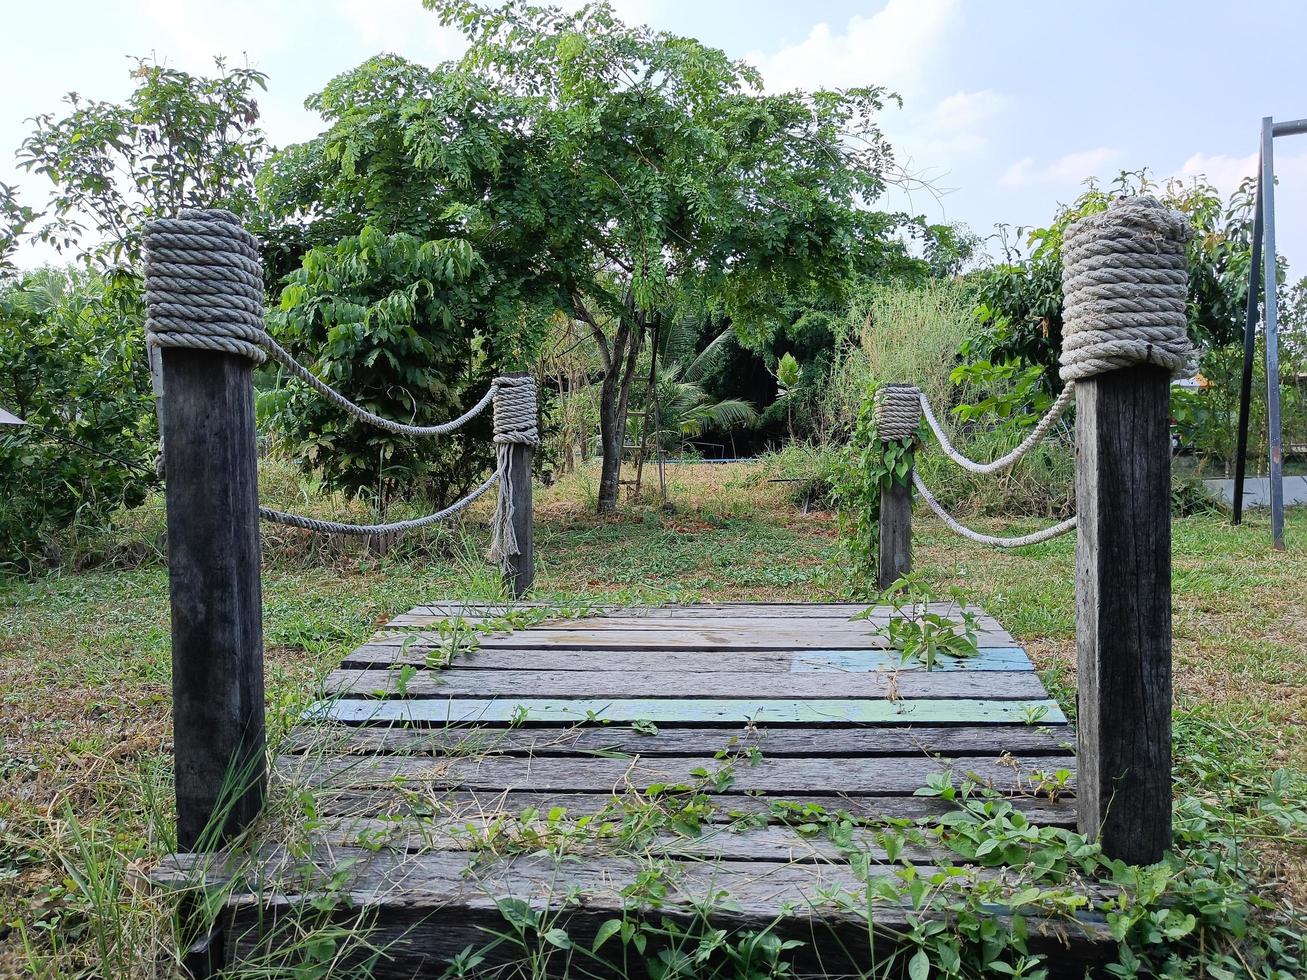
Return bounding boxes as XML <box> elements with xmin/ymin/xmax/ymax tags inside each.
<box><xmin>790</xmin><ymin>648</ymin><xmax>1032</xmax><ymax>673</ymax></box>
<box><xmin>312</xmin><ymin>697</ymin><xmax>1066</xmax><ymax>726</ymax></box>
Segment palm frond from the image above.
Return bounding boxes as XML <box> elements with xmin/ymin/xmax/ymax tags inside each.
<box><xmin>679</xmin><ymin>397</ymin><xmax>758</xmax><ymax>436</ymax></box>
<box><xmin>682</xmin><ymin>325</ymin><xmax>736</xmax><ymax>383</ymax></box>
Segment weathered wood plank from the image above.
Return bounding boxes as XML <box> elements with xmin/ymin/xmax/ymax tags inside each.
<box><xmin>219</xmin><ymin>902</ymin><xmax>1109</xmax><ymax>980</ymax></box>
<box><xmin>155</xmin><ymin>849</ymin><xmax>1113</xmax><ymax>979</ymax></box>
<box><xmin>322</xmin><ymin>667</ymin><xmax>1050</xmax><ymax>701</ymax></box>
<box><xmin>791</xmin><ymin>647</ymin><xmax>1031</xmax><ymax>672</ymax></box>
<box><xmin>341</xmin><ymin>643</ymin><xmax>1033</xmax><ymax>672</ymax></box>
<box><xmin>309</xmin><ymin>816</ymin><xmax>948</xmax><ymax>864</ymax></box>
<box><xmin>312</xmin><ymin>696</ymin><xmax>1067</xmax><ymax>726</ymax></box>
<box><xmin>161</xmin><ymin>347</ymin><xmax>266</xmax><ymax>850</ymax></box>
<box><xmin>369</xmin><ymin>624</ymin><xmax>1016</xmax><ymax>650</ymax></box>
<box><xmin>155</xmin><ymin>846</ymin><xmax>1104</xmax><ymax>909</ymax></box>
<box><xmin>389</xmin><ymin>612</ymin><xmax>1007</xmax><ymax>632</ymax></box>
<box><xmin>305</xmin><ymin>788</ymin><xmax>1079</xmax><ymax>826</ymax></box>
<box><xmin>403</xmin><ymin>601</ymin><xmax>993</xmax><ymax>620</ymax></box>
<box><xmin>276</xmin><ymin>752</ymin><xmax>1075</xmax><ymax>796</ymax></box>
<box><xmin>1075</xmin><ymin>366</ymin><xmax>1173</xmax><ymax>864</ymax></box>
<box><xmin>282</xmin><ymin>722</ymin><xmax>1075</xmax><ymax>758</ymax></box>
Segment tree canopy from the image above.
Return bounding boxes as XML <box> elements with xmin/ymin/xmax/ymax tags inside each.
<box><xmin>260</xmin><ymin>0</ymin><xmax>914</xmax><ymax>508</ymax></box>
<box><xmin>18</xmin><ymin>58</ymin><xmax>269</xmax><ymax>265</ymax></box>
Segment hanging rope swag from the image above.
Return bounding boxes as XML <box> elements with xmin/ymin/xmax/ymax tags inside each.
<box><xmin>877</xmin><ymin>196</ymin><xmax>1195</xmax><ymax>548</ymax></box>
<box><xmin>143</xmin><ymin>208</ymin><xmax>539</xmax><ymax>569</ymax></box>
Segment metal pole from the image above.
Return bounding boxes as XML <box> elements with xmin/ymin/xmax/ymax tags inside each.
<box><xmin>1271</xmin><ymin>117</ymin><xmax>1307</xmax><ymax>137</ymax></box>
<box><xmin>1260</xmin><ymin>117</ymin><xmax>1286</xmax><ymax>550</ymax></box>
<box><xmin>1232</xmin><ymin>163</ymin><xmax>1263</xmax><ymax>525</ymax></box>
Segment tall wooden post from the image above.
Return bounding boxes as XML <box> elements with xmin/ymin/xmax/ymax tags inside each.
<box><xmin>1075</xmin><ymin>365</ymin><xmax>1172</xmax><ymax>864</ymax></box>
<box><xmin>878</xmin><ymin>470</ymin><xmax>912</xmax><ymax>590</ymax></box>
<box><xmin>160</xmin><ymin>347</ymin><xmax>266</xmax><ymax>851</ymax></box>
<box><xmin>503</xmin><ymin>372</ymin><xmax>535</xmax><ymax>598</ymax></box>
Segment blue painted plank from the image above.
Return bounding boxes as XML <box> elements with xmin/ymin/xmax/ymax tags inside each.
<box><xmin>313</xmin><ymin>697</ymin><xmax>1066</xmax><ymax>726</ymax></box>
<box><xmin>790</xmin><ymin>648</ymin><xmax>1033</xmax><ymax>673</ymax></box>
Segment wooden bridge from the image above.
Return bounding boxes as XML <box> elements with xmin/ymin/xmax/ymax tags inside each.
<box><xmin>145</xmin><ymin>207</ymin><xmax>1180</xmax><ymax>977</ymax></box>
<box><xmin>156</xmin><ymin>599</ymin><xmax>1117</xmax><ymax>976</ymax></box>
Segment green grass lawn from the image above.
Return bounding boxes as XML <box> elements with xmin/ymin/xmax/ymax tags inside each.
<box><xmin>1</xmin><ymin>465</ymin><xmax>1304</xmax><ymax>976</ymax></box>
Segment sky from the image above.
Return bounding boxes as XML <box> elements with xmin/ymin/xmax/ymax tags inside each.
<box><xmin>3</xmin><ymin>0</ymin><xmax>1307</xmax><ymax>273</ymax></box>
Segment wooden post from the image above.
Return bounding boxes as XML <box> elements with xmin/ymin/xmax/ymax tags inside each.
<box><xmin>160</xmin><ymin>347</ymin><xmax>266</xmax><ymax>851</ymax></box>
<box><xmin>1075</xmin><ymin>365</ymin><xmax>1172</xmax><ymax>864</ymax></box>
<box><xmin>878</xmin><ymin>468</ymin><xmax>912</xmax><ymax>590</ymax></box>
<box><xmin>503</xmin><ymin>372</ymin><xmax>535</xmax><ymax>598</ymax></box>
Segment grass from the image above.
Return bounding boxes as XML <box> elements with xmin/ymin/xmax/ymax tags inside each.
<box><xmin>1</xmin><ymin>462</ymin><xmax>1305</xmax><ymax>976</ymax></box>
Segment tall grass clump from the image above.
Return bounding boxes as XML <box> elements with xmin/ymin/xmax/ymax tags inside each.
<box><xmin>857</xmin><ymin>280</ymin><xmax>976</xmax><ymax>412</ymax></box>
<box><xmin>819</xmin><ymin>280</ymin><xmax>976</xmax><ymax>439</ymax></box>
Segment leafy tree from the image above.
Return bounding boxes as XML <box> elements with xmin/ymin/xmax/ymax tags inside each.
<box><xmin>260</xmin><ymin>3</ymin><xmax>910</xmax><ymax>509</ymax></box>
<box><xmin>919</xmin><ymin>221</ymin><xmax>983</xmax><ymax>279</ymax></box>
<box><xmin>0</xmin><ymin>182</ymin><xmax>35</xmax><ymax>272</ymax></box>
<box><xmin>257</xmin><ymin>54</ymin><xmax>557</xmax><ymax>503</ymax></box>
<box><xmin>18</xmin><ymin>57</ymin><xmax>270</xmax><ymax>265</ymax></box>
<box><xmin>1</xmin><ymin>57</ymin><xmax>273</xmax><ymax>565</ymax></box>
<box><xmin>416</xmin><ymin>0</ymin><xmax>905</xmax><ymax>511</ymax></box>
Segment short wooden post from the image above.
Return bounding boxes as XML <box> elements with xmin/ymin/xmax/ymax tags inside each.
<box><xmin>1075</xmin><ymin>365</ymin><xmax>1172</xmax><ymax>864</ymax></box>
<box><xmin>878</xmin><ymin>469</ymin><xmax>912</xmax><ymax>590</ymax></box>
<box><xmin>503</xmin><ymin>372</ymin><xmax>535</xmax><ymax>598</ymax></box>
<box><xmin>160</xmin><ymin>347</ymin><xmax>266</xmax><ymax>851</ymax></box>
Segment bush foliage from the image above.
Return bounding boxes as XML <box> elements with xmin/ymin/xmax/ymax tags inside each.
<box><xmin>0</xmin><ymin>269</ymin><xmax>156</xmax><ymax>570</ymax></box>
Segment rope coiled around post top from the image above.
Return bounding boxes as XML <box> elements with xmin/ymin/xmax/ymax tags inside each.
<box><xmin>874</xmin><ymin>384</ymin><xmax>923</xmax><ymax>442</ymax></box>
<box><xmin>1060</xmin><ymin>195</ymin><xmax>1195</xmax><ymax>382</ymax></box>
<box><xmin>488</xmin><ymin>375</ymin><xmax>540</xmax><ymax>570</ymax></box>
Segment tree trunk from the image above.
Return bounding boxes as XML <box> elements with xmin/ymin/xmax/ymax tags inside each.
<box><xmin>596</xmin><ymin>316</ymin><xmax>645</xmax><ymax>514</ymax></box>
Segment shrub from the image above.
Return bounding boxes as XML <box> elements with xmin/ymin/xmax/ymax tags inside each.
<box><xmin>0</xmin><ymin>268</ymin><xmax>156</xmax><ymax>571</ymax></box>
<box><xmin>263</xmin><ymin>227</ymin><xmax>503</xmax><ymax>510</ymax></box>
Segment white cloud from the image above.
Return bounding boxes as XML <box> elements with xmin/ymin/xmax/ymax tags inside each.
<box><xmin>1172</xmin><ymin>148</ymin><xmax>1307</xmax><ymax>202</ymax></box>
<box><xmin>1176</xmin><ymin>151</ymin><xmax>1258</xmax><ymax>196</ymax></box>
<box><xmin>1001</xmin><ymin>147</ymin><xmax>1122</xmax><ymax>188</ymax></box>
<box><xmin>885</xmin><ymin>89</ymin><xmax>1008</xmax><ymax>206</ymax></box>
<box><xmin>747</xmin><ymin>0</ymin><xmax>960</xmax><ymax>94</ymax></box>
<box><xmin>930</xmin><ymin>89</ymin><xmax>1005</xmax><ymax>131</ymax></box>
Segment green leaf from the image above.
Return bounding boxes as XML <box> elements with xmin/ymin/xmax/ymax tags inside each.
<box><xmin>542</xmin><ymin>927</ymin><xmax>572</xmax><ymax>949</ymax></box>
<box><xmin>592</xmin><ymin>918</ymin><xmax>623</xmax><ymax>951</ymax></box>
<box><xmin>908</xmin><ymin>948</ymin><xmax>930</xmax><ymax>980</ymax></box>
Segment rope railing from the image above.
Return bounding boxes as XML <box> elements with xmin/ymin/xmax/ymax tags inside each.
<box><xmin>259</xmin><ymin>471</ymin><xmax>500</xmax><ymax>536</ymax></box>
<box><xmin>143</xmin><ymin>208</ymin><xmax>539</xmax><ymax>564</ymax></box>
<box><xmin>876</xmin><ymin>382</ymin><xmax>1079</xmax><ymax>547</ymax></box>
<box><xmin>917</xmin><ymin>383</ymin><xmax>1076</xmax><ymax>475</ymax></box>
<box><xmin>876</xmin><ymin>195</ymin><xmax>1195</xmax><ymax>551</ymax></box>
<box><xmin>912</xmin><ymin>471</ymin><xmax>1078</xmax><ymax>548</ymax></box>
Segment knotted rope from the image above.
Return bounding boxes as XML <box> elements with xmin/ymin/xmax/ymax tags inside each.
<box><xmin>878</xmin><ymin>195</ymin><xmax>1193</xmax><ymax>550</ymax></box>
<box><xmin>1060</xmin><ymin>195</ymin><xmax>1195</xmax><ymax>382</ymax></box>
<box><xmin>488</xmin><ymin>375</ymin><xmax>540</xmax><ymax>570</ymax></box>
<box><xmin>143</xmin><ymin>209</ymin><xmax>537</xmax><ymax>557</ymax></box>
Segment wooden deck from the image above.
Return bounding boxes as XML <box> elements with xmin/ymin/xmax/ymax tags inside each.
<box><xmin>157</xmin><ymin>601</ymin><xmax>1113</xmax><ymax>976</ymax></box>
